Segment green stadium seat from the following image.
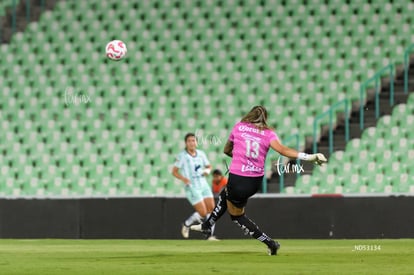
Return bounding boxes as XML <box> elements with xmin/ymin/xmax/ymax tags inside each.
<box><xmin>294</xmin><ymin>175</ymin><xmax>316</xmax><ymax>194</ymax></box>
<box><xmin>394</xmin><ymin>174</ymin><xmax>410</xmax><ymax>193</ymax></box>
<box><xmin>2</xmin><ymin>0</ymin><xmax>414</xmax><ymax>197</ymax></box>
<box><xmin>343</xmin><ymin>174</ymin><xmax>365</xmax><ymax>194</ymax></box>
<box><xmin>367</xmin><ymin>174</ymin><xmax>388</xmax><ymax>193</ymax></box>
<box><xmin>318</xmin><ymin>173</ymin><xmax>341</xmax><ymax>194</ymax></box>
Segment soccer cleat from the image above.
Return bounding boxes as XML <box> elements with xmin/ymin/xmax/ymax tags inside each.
<box><xmin>190</xmin><ymin>223</ymin><xmax>212</xmax><ymax>235</ymax></box>
<box><xmin>267</xmin><ymin>240</ymin><xmax>280</xmax><ymax>256</ymax></box>
<box><xmin>181</xmin><ymin>224</ymin><xmax>190</xmax><ymax>239</ymax></box>
<box><xmin>206</xmin><ymin>236</ymin><xmax>220</xmax><ymax>241</ymax></box>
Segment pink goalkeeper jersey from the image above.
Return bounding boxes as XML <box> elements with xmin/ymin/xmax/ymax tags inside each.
<box><xmin>228</xmin><ymin>122</ymin><xmax>279</xmax><ymax>177</ymax></box>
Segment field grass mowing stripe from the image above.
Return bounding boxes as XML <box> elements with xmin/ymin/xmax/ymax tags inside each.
<box><xmin>0</xmin><ymin>239</ymin><xmax>413</xmax><ymax>274</ymax></box>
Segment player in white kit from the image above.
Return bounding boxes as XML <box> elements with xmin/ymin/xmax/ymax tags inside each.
<box><xmin>172</xmin><ymin>133</ymin><xmax>217</xmax><ymax>240</ymax></box>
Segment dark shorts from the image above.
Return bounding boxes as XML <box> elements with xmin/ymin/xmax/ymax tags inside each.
<box><xmin>226</xmin><ymin>173</ymin><xmax>263</xmax><ymax>208</ymax></box>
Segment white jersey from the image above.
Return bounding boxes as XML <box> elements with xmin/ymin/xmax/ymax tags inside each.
<box><xmin>174</xmin><ymin>149</ymin><xmax>210</xmax><ymax>186</ymax></box>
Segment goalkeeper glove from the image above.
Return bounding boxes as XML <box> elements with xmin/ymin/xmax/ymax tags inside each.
<box><xmin>298</xmin><ymin>153</ymin><xmax>327</xmax><ymax>166</ymax></box>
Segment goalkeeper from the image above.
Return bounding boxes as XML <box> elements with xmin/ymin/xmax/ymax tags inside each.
<box><xmin>191</xmin><ymin>106</ymin><xmax>327</xmax><ymax>255</ymax></box>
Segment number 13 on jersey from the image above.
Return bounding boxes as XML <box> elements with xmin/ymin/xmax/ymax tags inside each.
<box><xmin>245</xmin><ymin>139</ymin><xmax>259</xmax><ymax>159</ymax></box>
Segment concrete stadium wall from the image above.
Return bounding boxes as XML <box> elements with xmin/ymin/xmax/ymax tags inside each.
<box><xmin>0</xmin><ymin>196</ymin><xmax>413</xmax><ymax>239</ymax></box>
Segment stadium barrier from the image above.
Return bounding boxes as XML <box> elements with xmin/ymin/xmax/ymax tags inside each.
<box><xmin>312</xmin><ymin>98</ymin><xmax>350</xmax><ymax>154</ymax></box>
<box><xmin>263</xmin><ymin>133</ymin><xmax>301</xmax><ymax>193</ymax></box>
<box><xmin>359</xmin><ymin>64</ymin><xmax>395</xmax><ymax>130</ymax></box>
<box><xmin>0</xmin><ymin>0</ymin><xmax>49</xmax><ymax>43</ymax></box>
<box><xmin>0</xmin><ymin>196</ymin><xmax>413</xmax><ymax>239</ymax></box>
<box><xmin>404</xmin><ymin>43</ymin><xmax>414</xmax><ymax>93</ymax></box>
<box><xmin>278</xmin><ymin>133</ymin><xmax>301</xmax><ymax>193</ymax></box>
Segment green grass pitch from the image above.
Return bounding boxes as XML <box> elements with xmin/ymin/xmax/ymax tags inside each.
<box><xmin>0</xmin><ymin>239</ymin><xmax>413</xmax><ymax>274</ymax></box>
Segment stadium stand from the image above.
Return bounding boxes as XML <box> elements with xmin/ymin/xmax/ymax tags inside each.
<box><xmin>294</xmin><ymin>93</ymin><xmax>414</xmax><ymax>194</ymax></box>
<box><xmin>0</xmin><ymin>0</ymin><xmax>413</xmax><ymax>196</ymax></box>
<box><xmin>0</xmin><ymin>1</ymin><xmax>19</xmax><ymax>17</ymax></box>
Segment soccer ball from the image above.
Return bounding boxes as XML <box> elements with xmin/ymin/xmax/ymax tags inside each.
<box><xmin>105</xmin><ymin>40</ymin><xmax>127</xmax><ymax>61</ymax></box>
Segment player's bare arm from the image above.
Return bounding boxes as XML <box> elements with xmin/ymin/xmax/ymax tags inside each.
<box><xmin>171</xmin><ymin>166</ymin><xmax>190</xmax><ymax>185</ymax></box>
<box><xmin>270</xmin><ymin>139</ymin><xmax>327</xmax><ymax>165</ymax></box>
<box><xmin>270</xmin><ymin>139</ymin><xmax>299</xmax><ymax>159</ymax></box>
<box><xmin>223</xmin><ymin>140</ymin><xmax>233</xmax><ymax>157</ymax></box>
